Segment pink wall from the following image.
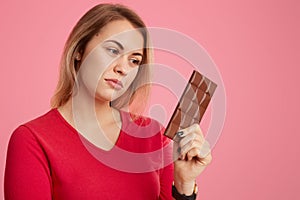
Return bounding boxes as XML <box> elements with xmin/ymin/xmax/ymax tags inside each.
<box><xmin>1</xmin><ymin>0</ymin><xmax>299</xmax><ymax>199</ymax></box>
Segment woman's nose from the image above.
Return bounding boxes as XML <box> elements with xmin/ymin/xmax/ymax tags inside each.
<box><xmin>113</xmin><ymin>56</ymin><xmax>128</xmax><ymax>76</ymax></box>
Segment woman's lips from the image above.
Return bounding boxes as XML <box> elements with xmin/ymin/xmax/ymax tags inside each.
<box><xmin>104</xmin><ymin>78</ymin><xmax>123</xmax><ymax>90</ymax></box>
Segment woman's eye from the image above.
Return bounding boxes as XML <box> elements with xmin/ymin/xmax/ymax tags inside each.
<box><xmin>106</xmin><ymin>47</ymin><xmax>119</xmax><ymax>55</ymax></box>
<box><xmin>130</xmin><ymin>58</ymin><xmax>142</xmax><ymax>66</ymax></box>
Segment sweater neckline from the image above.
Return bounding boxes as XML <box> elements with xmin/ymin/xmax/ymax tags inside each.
<box><xmin>52</xmin><ymin>108</ymin><xmax>127</xmax><ymax>152</ymax></box>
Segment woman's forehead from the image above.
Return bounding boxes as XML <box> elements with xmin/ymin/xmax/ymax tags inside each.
<box><xmin>97</xmin><ymin>20</ymin><xmax>144</xmax><ymax>52</ymax></box>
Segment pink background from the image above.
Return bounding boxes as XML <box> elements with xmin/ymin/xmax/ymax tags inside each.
<box><xmin>1</xmin><ymin>0</ymin><xmax>299</xmax><ymax>199</ymax></box>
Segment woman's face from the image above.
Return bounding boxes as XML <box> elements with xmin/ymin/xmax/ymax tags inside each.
<box><xmin>78</xmin><ymin>20</ymin><xmax>144</xmax><ymax>103</ymax></box>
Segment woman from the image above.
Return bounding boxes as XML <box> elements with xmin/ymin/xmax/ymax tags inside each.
<box><xmin>4</xmin><ymin>4</ymin><xmax>212</xmax><ymax>200</ymax></box>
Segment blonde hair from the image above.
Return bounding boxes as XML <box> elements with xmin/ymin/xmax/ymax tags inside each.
<box><xmin>51</xmin><ymin>4</ymin><xmax>152</xmax><ymax>115</ymax></box>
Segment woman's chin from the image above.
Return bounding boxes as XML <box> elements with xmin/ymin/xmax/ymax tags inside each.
<box><xmin>94</xmin><ymin>94</ymin><xmax>121</xmax><ymax>104</ymax></box>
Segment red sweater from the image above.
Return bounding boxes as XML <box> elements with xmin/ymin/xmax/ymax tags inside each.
<box><xmin>4</xmin><ymin>109</ymin><xmax>174</xmax><ymax>199</ymax></box>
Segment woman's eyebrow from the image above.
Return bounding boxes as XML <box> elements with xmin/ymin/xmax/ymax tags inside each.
<box><xmin>132</xmin><ymin>52</ymin><xmax>143</xmax><ymax>57</ymax></box>
<box><xmin>104</xmin><ymin>39</ymin><xmax>143</xmax><ymax>56</ymax></box>
<box><xmin>104</xmin><ymin>40</ymin><xmax>124</xmax><ymax>50</ymax></box>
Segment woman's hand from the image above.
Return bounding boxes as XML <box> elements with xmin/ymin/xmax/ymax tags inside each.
<box><xmin>173</xmin><ymin>124</ymin><xmax>212</xmax><ymax>195</ymax></box>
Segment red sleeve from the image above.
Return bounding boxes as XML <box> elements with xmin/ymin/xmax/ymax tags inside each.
<box><xmin>159</xmin><ymin>134</ymin><xmax>174</xmax><ymax>200</ymax></box>
<box><xmin>159</xmin><ymin>163</ymin><xmax>174</xmax><ymax>200</ymax></box>
<box><xmin>4</xmin><ymin>125</ymin><xmax>52</xmax><ymax>200</ymax></box>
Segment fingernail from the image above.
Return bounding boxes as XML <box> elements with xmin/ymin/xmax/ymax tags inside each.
<box><xmin>177</xmin><ymin>131</ymin><xmax>184</xmax><ymax>137</ymax></box>
<box><xmin>177</xmin><ymin>147</ymin><xmax>181</xmax><ymax>153</ymax></box>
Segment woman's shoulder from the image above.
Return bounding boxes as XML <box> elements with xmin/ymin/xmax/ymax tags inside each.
<box><xmin>119</xmin><ymin>110</ymin><xmax>172</xmax><ymax>143</ymax></box>
<box><xmin>120</xmin><ymin>109</ymin><xmax>162</xmax><ymax>124</ymax></box>
<box><xmin>117</xmin><ymin>110</ymin><xmax>172</xmax><ymax>156</ymax></box>
<box><xmin>19</xmin><ymin>108</ymin><xmax>60</xmax><ymax>130</ymax></box>
<box><xmin>7</xmin><ymin>109</ymin><xmax>59</xmax><ymax>150</ymax></box>
<box><xmin>120</xmin><ymin>110</ymin><xmax>164</xmax><ymax>131</ymax></box>
<box><xmin>11</xmin><ymin>108</ymin><xmax>68</xmax><ymax>141</ymax></box>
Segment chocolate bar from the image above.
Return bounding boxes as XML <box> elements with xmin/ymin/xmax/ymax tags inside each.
<box><xmin>164</xmin><ymin>70</ymin><xmax>217</xmax><ymax>140</ymax></box>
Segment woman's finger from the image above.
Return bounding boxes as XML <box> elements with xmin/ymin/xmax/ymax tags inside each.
<box><xmin>198</xmin><ymin>140</ymin><xmax>211</xmax><ymax>158</ymax></box>
<box><xmin>179</xmin><ymin>138</ymin><xmax>202</xmax><ymax>160</ymax></box>
<box><xmin>198</xmin><ymin>151</ymin><xmax>213</xmax><ymax>165</ymax></box>
<box><xmin>180</xmin><ymin>139</ymin><xmax>211</xmax><ymax>161</ymax></box>
<box><xmin>174</xmin><ymin>123</ymin><xmax>204</xmax><ymax>143</ymax></box>
<box><xmin>178</xmin><ymin>132</ymin><xmax>200</xmax><ymax>149</ymax></box>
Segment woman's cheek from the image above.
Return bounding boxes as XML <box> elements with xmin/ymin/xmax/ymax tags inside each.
<box><xmin>124</xmin><ymin>67</ymin><xmax>139</xmax><ymax>88</ymax></box>
<box><xmin>79</xmin><ymin>48</ymin><xmax>114</xmax><ymax>94</ymax></box>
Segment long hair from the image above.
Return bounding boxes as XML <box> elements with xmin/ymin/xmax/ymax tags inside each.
<box><xmin>51</xmin><ymin>4</ymin><xmax>152</xmax><ymax>115</ymax></box>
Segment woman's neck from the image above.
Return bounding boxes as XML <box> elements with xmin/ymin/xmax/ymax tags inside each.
<box><xmin>58</xmin><ymin>89</ymin><xmax>122</xmax><ymax>150</ymax></box>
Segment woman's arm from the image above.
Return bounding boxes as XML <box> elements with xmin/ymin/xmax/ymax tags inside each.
<box><xmin>4</xmin><ymin>125</ymin><xmax>52</xmax><ymax>200</ymax></box>
<box><xmin>159</xmin><ymin>123</ymin><xmax>212</xmax><ymax>199</ymax></box>
<box><xmin>158</xmin><ymin>130</ymin><xmax>174</xmax><ymax>200</ymax></box>
<box><xmin>173</xmin><ymin>124</ymin><xmax>212</xmax><ymax>197</ymax></box>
